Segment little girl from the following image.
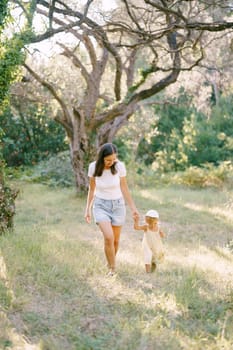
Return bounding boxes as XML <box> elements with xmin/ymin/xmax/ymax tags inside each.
<box><xmin>134</xmin><ymin>209</ymin><xmax>165</xmax><ymax>273</ymax></box>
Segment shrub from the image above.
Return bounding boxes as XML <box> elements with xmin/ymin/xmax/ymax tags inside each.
<box><xmin>136</xmin><ymin>92</ymin><xmax>233</xmax><ymax>173</ymax></box>
<box><xmin>0</xmin><ymin>179</ymin><xmax>18</xmax><ymax>233</ymax></box>
<box><xmin>20</xmin><ymin>151</ymin><xmax>75</xmax><ymax>188</ymax></box>
<box><xmin>171</xmin><ymin>161</ymin><xmax>233</xmax><ymax>188</ymax></box>
<box><xmin>1</xmin><ymin>105</ymin><xmax>68</xmax><ymax>166</ymax></box>
<box><xmin>126</xmin><ymin>160</ymin><xmax>233</xmax><ymax>190</ymax></box>
<box><xmin>0</xmin><ymin>149</ymin><xmax>18</xmax><ymax>233</ymax></box>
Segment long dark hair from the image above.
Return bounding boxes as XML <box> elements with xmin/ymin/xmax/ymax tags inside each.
<box><xmin>94</xmin><ymin>143</ymin><xmax>118</xmax><ymax>177</ymax></box>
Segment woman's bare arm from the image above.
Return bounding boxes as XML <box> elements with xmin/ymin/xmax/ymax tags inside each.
<box><xmin>84</xmin><ymin>177</ymin><xmax>96</xmax><ymax>223</ymax></box>
<box><xmin>120</xmin><ymin>176</ymin><xmax>139</xmax><ymax>219</ymax></box>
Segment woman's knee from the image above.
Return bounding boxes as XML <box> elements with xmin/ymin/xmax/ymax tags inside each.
<box><xmin>104</xmin><ymin>235</ymin><xmax>114</xmax><ymax>246</ymax></box>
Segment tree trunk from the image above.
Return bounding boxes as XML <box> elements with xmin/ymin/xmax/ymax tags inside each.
<box><xmin>70</xmin><ymin>148</ymin><xmax>89</xmax><ymax>192</ymax></box>
<box><xmin>67</xmin><ymin>107</ymin><xmax>136</xmax><ymax>192</ymax></box>
<box><xmin>68</xmin><ymin>108</ymin><xmax>98</xmax><ymax>192</ymax></box>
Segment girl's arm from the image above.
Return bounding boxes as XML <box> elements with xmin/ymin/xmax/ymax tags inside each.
<box><xmin>159</xmin><ymin>229</ymin><xmax>166</xmax><ymax>238</ymax></box>
<box><xmin>120</xmin><ymin>176</ymin><xmax>139</xmax><ymax>219</ymax></box>
<box><xmin>134</xmin><ymin>216</ymin><xmax>148</xmax><ymax>231</ymax></box>
<box><xmin>84</xmin><ymin>177</ymin><xmax>96</xmax><ymax>223</ymax></box>
<box><xmin>134</xmin><ymin>222</ymin><xmax>148</xmax><ymax>231</ymax></box>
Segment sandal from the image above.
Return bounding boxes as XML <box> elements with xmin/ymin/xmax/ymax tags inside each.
<box><xmin>151</xmin><ymin>262</ymin><xmax>157</xmax><ymax>272</ymax></box>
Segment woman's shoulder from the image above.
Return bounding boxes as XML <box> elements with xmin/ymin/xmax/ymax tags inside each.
<box><xmin>116</xmin><ymin>160</ymin><xmax>126</xmax><ymax>176</ymax></box>
<box><xmin>88</xmin><ymin>161</ymin><xmax>96</xmax><ymax>176</ymax></box>
<box><xmin>116</xmin><ymin>160</ymin><xmax>125</xmax><ymax>168</ymax></box>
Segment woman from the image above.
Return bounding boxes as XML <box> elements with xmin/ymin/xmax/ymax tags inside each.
<box><xmin>85</xmin><ymin>143</ymin><xmax>139</xmax><ymax>276</ymax></box>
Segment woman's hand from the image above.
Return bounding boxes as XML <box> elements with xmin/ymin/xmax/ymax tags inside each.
<box><xmin>132</xmin><ymin>209</ymin><xmax>140</xmax><ymax>220</ymax></box>
<box><xmin>84</xmin><ymin>210</ymin><xmax>91</xmax><ymax>224</ymax></box>
<box><xmin>84</xmin><ymin>177</ymin><xmax>95</xmax><ymax>224</ymax></box>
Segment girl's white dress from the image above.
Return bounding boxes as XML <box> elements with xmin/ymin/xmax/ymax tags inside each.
<box><xmin>142</xmin><ymin>227</ymin><xmax>165</xmax><ymax>264</ymax></box>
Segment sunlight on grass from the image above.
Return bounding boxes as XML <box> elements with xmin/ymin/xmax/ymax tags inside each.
<box><xmin>118</xmin><ymin>248</ymin><xmax>142</xmax><ymax>268</ymax></box>
<box><xmin>0</xmin><ymin>182</ymin><xmax>232</xmax><ymax>350</ymax></box>
<box><xmin>139</xmin><ymin>189</ymin><xmax>162</xmax><ymax>201</ymax></box>
<box><xmin>185</xmin><ymin>202</ymin><xmax>233</xmax><ymax>223</ymax></box>
<box><xmin>168</xmin><ymin>245</ymin><xmax>233</xmax><ymax>287</ymax></box>
<box><xmin>0</xmin><ymin>314</ymin><xmax>40</xmax><ymax>350</ymax></box>
<box><xmin>0</xmin><ymin>255</ymin><xmax>7</xmax><ymax>280</ymax></box>
<box><xmin>0</xmin><ymin>253</ymin><xmax>40</xmax><ymax>350</ymax></box>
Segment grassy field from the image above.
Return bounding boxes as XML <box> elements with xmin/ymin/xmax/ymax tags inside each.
<box><xmin>0</xmin><ymin>181</ymin><xmax>233</xmax><ymax>350</ymax></box>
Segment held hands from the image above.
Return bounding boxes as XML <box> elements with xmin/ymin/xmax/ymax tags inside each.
<box><xmin>132</xmin><ymin>209</ymin><xmax>140</xmax><ymax>221</ymax></box>
<box><xmin>133</xmin><ymin>213</ymin><xmax>148</xmax><ymax>231</ymax></box>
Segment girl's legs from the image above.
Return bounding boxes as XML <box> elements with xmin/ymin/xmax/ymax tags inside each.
<box><xmin>142</xmin><ymin>235</ymin><xmax>152</xmax><ymax>273</ymax></box>
<box><xmin>151</xmin><ymin>257</ymin><xmax>157</xmax><ymax>272</ymax></box>
<box><xmin>98</xmin><ymin>222</ymin><xmax>122</xmax><ymax>272</ymax></box>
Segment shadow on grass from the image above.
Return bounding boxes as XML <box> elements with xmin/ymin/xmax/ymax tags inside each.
<box><xmin>0</xmin><ymin>229</ymin><xmax>183</xmax><ymax>350</ymax></box>
<box><xmin>117</xmin><ymin>263</ymin><xmax>233</xmax><ymax>349</ymax></box>
<box><xmin>1</xmin><ymin>183</ymin><xmax>232</xmax><ymax>350</ymax></box>
<box><xmin>1</xmin><ymin>227</ymin><xmax>210</xmax><ymax>350</ymax></box>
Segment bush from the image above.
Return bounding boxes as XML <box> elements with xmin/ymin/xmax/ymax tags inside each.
<box><xmin>170</xmin><ymin>161</ymin><xmax>233</xmax><ymax>188</ymax></box>
<box><xmin>0</xmin><ymin>139</ymin><xmax>18</xmax><ymax>233</ymax></box>
<box><xmin>113</xmin><ymin>138</ymin><xmax>133</xmax><ymax>164</ymax></box>
<box><xmin>136</xmin><ymin>92</ymin><xmax>233</xmax><ymax>173</ymax></box>
<box><xmin>126</xmin><ymin>160</ymin><xmax>233</xmax><ymax>190</ymax></box>
<box><xmin>0</xmin><ymin>179</ymin><xmax>18</xmax><ymax>233</ymax></box>
<box><xmin>1</xmin><ymin>105</ymin><xmax>68</xmax><ymax>166</ymax></box>
<box><xmin>20</xmin><ymin>151</ymin><xmax>75</xmax><ymax>188</ymax></box>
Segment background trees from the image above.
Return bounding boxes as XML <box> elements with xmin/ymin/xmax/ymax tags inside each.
<box><xmin>1</xmin><ymin>103</ymin><xmax>67</xmax><ymax>166</ymax></box>
<box><xmin>136</xmin><ymin>92</ymin><xmax>233</xmax><ymax>172</ymax></box>
<box><xmin>9</xmin><ymin>0</ymin><xmax>231</xmax><ymax>192</ymax></box>
<box><xmin>0</xmin><ymin>0</ymin><xmax>37</xmax><ymax>232</ymax></box>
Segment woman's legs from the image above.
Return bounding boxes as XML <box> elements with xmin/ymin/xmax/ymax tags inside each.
<box><xmin>98</xmin><ymin>222</ymin><xmax>122</xmax><ymax>272</ymax></box>
<box><xmin>112</xmin><ymin>225</ymin><xmax>122</xmax><ymax>255</ymax></box>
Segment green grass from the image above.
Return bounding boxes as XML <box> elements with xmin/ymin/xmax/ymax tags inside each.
<box><xmin>0</xmin><ymin>182</ymin><xmax>233</xmax><ymax>349</ymax></box>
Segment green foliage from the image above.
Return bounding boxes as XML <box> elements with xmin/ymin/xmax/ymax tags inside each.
<box><xmin>0</xmin><ymin>279</ymin><xmax>12</xmax><ymax>310</ymax></box>
<box><xmin>226</xmin><ymin>238</ymin><xmax>233</xmax><ymax>253</ymax></box>
<box><xmin>188</xmin><ymin>95</ymin><xmax>233</xmax><ymax>166</ymax></box>
<box><xmin>0</xmin><ymin>35</ymin><xmax>26</xmax><ymax>110</ymax></box>
<box><xmin>1</xmin><ymin>105</ymin><xmax>68</xmax><ymax>166</ymax></box>
<box><xmin>113</xmin><ymin>137</ymin><xmax>132</xmax><ymax>164</ymax></box>
<box><xmin>128</xmin><ymin>64</ymin><xmax>157</xmax><ymax>95</ymax></box>
<box><xmin>0</xmin><ymin>1</ymin><xmax>39</xmax><ymax>232</ymax></box>
<box><xmin>137</xmin><ymin>92</ymin><xmax>233</xmax><ymax>172</ymax></box>
<box><xmin>0</xmin><ymin>0</ymin><xmax>35</xmax><ymax>110</ymax></box>
<box><xmin>0</xmin><ymin>128</ymin><xmax>18</xmax><ymax>233</ymax></box>
<box><xmin>0</xmin><ymin>147</ymin><xmax>18</xmax><ymax>233</ymax></box>
<box><xmin>19</xmin><ymin>151</ymin><xmax>75</xmax><ymax>187</ymax></box>
<box><xmin>0</xmin><ymin>179</ymin><xmax>18</xmax><ymax>233</ymax></box>
<box><xmin>137</xmin><ymin>92</ymin><xmax>196</xmax><ymax>168</ymax></box>
<box><xmin>170</xmin><ymin>161</ymin><xmax>233</xmax><ymax>188</ymax></box>
<box><xmin>126</xmin><ymin>160</ymin><xmax>233</xmax><ymax>190</ymax></box>
<box><xmin>0</xmin><ymin>0</ymin><xmax>8</xmax><ymax>29</ymax></box>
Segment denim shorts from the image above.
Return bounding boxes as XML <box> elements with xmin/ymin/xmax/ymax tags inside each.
<box><xmin>93</xmin><ymin>197</ymin><xmax>126</xmax><ymax>226</ymax></box>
